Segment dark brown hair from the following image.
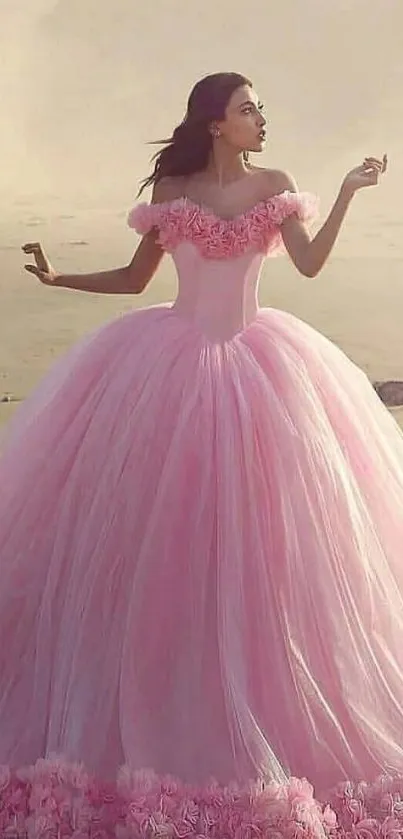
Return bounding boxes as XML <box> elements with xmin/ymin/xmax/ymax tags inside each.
<box><xmin>138</xmin><ymin>72</ymin><xmax>252</xmax><ymax>196</ymax></box>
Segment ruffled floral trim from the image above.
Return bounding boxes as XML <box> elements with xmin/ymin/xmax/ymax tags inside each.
<box><xmin>127</xmin><ymin>191</ymin><xmax>319</xmax><ymax>259</ymax></box>
<box><xmin>328</xmin><ymin>775</ymin><xmax>403</xmax><ymax>838</ymax></box>
<box><xmin>0</xmin><ymin>755</ymin><xmax>336</xmax><ymax>838</ymax></box>
<box><xmin>3</xmin><ymin>756</ymin><xmax>403</xmax><ymax>839</ymax></box>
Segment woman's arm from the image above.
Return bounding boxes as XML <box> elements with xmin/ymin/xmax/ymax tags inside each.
<box><xmin>57</xmin><ymin>230</ymin><xmax>164</xmax><ymax>294</ymax></box>
<box><xmin>275</xmin><ymin>156</ymin><xmax>387</xmax><ymax>278</ymax></box>
<box><xmin>23</xmin><ymin>229</ymin><xmax>164</xmax><ymax>294</ymax></box>
<box><xmin>281</xmin><ymin>180</ymin><xmax>354</xmax><ymax>278</ymax></box>
<box><xmin>22</xmin><ymin>180</ymin><xmax>174</xmax><ymax>294</ymax></box>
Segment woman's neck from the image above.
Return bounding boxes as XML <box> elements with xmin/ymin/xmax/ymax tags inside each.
<box><xmin>204</xmin><ymin>146</ymin><xmax>250</xmax><ymax>187</ymax></box>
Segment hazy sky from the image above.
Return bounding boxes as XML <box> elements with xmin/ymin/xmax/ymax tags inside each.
<box><xmin>1</xmin><ymin>0</ymin><xmax>402</xmax><ymax>200</ymax></box>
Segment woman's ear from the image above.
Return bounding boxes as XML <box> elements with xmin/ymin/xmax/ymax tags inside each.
<box><xmin>210</xmin><ymin>123</ymin><xmax>221</xmax><ymax>139</ymax></box>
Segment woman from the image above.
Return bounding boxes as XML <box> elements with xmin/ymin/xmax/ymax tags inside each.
<box><xmin>1</xmin><ymin>71</ymin><xmax>402</xmax><ymax>835</ymax></box>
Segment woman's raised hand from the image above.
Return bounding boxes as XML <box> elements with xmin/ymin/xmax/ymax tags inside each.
<box><xmin>342</xmin><ymin>154</ymin><xmax>388</xmax><ymax>195</ymax></box>
<box><xmin>22</xmin><ymin>242</ymin><xmax>59</xmax><ymax>285</ymax></box>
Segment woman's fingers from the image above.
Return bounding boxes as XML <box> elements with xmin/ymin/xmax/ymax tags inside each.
<box><xmin>24</xmin><ymin>263</ymin><xmax>42</xmax><ymax>276</ymax></box>
<box><xmin>22</xmin><ymin>241</ymin><xmax>49</xmax><ymax>271</ymax></box>
<box><xmin>22</xmin><ymin>242</ymin><xmax>42</xmax><ymax>254</ymax></box>
<box><xmin>363</xmin><ymin>155</ymin><xmax>388</xmax><ymax>173</ymax></box>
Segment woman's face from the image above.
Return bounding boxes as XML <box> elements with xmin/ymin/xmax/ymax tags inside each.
<box><xmin>214</xmin><ymin>85</ymin><xmax>267</xmax><ymax>153</ymax></box>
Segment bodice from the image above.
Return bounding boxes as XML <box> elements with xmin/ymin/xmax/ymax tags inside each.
<box><xmin>128</xmin><ymin>191</ymin><xmax>318</xmax><ymax>341</ymax></box>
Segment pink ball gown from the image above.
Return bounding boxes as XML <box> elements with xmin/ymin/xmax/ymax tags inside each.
<box><xmin>2</xmin><ymin>190</ymin><xmax>403</xmax><ymax>837</ymax></box>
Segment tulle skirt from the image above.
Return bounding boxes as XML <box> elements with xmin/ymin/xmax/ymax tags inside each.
<box><xmin>2</xmin><ymin>304</ymin><xmax>403</xmax><ymax>836</ymax></box>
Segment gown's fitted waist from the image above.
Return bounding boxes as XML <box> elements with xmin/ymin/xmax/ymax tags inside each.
<box><xmin>171</xmin><ymin>244</ymin><xmax>263</xmax><ymax>341</ymax></box>
<box><xmin>127</xmin><ymin>193</ymin><xmax>321</xmax><ymax>341</ymax></box>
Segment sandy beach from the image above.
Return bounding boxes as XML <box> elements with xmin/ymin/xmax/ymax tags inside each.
<box><xmin>1</xmin><ymin>0</ymin><xmax>403</xmax><ymax>427</ymax></box>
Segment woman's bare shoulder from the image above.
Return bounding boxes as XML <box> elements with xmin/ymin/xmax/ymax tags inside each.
<box><xmin>151</xmin><ymin>176</ymin><xmax>187</xmax><ymax>205</ymax></box>
<box><xmin>250</xmin><ymin>166</ymin><xmax>299</xmax><ymax>198</ymax></box>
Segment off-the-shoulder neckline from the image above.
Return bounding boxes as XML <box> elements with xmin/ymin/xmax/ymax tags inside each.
<box><xmin>147</xmin><ymin>190</ymin><xmax>293</xmax><ymax>223</ymax></box>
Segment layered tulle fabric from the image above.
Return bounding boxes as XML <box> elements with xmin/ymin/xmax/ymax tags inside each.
<box><xmin>3</xmin><ymin>303</ymin><xmax>403</xmax><ymax>795</ymax></box>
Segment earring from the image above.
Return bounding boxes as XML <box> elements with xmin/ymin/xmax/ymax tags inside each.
<box><xmin>213</xmin><ymin>127</ymin><xmax>221</xmax><ymax>139</ymax></box>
